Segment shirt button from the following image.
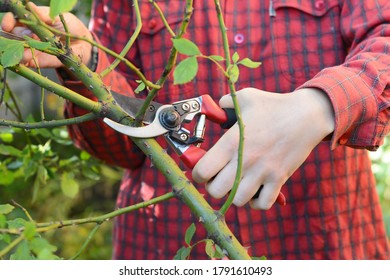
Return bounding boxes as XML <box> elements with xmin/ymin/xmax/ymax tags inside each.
<box><xmin>315</xmin><ymin>0</ymin><xmax>325</xmax><ymax>10</ymax></box>
<box><xmin>234</xmin><ymin>33</ymin><xmax>245</xmax><ymax>44</ymax></box>
<box><xmin>148</xmin><ymin>19</ymin><xmax>157</xmax><ymax>29</ymax></box>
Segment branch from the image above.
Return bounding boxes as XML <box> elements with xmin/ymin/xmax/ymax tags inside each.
<box><xmin>0</xmin><ymin>112</ymin><xmax>98</xmax><ymax>129</ymax></box>
<box><xmin>213</xmin><ymin>0</ymin><xmax>245</xmax><ymax>215</ymax></box>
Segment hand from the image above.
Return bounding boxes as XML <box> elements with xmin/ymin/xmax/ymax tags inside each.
<box><xmin>0</xmin><ymin>2</ymin><xmax>93</xmax><ymax>68</ymax></box>
<box><xmin>192</xmin><ymin>87</ymin><xmax>335</xmax><ymax>210</ymax></box>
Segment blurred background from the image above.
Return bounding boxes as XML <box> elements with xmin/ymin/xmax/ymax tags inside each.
<box><xmin>0</xmin><ymin>0</ymin><xmax>389</xmax><ymax>259</ymax></box>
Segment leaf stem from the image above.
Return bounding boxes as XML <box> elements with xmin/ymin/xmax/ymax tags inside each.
<box><xmin>70</xmin><ymin>224</ymin><xmax>100</xmax><ymax>260</ymax></box>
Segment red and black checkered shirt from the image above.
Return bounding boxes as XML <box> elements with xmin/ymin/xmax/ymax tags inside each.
<box><xmin>63</xmin><ymin>0</ymin><xmax>390</xmax><ymax>259</ymax></box>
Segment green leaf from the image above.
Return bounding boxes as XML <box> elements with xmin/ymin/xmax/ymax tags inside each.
<box><xmin>0</xmin><ymin>170</ymin><xmax>14</xmax><ymax>185</ymax></box>
<box><xmin>7</xmin><ymin>218</ymin><xmax>27</xmax><ymax>229</ymax></box>
<box><xmin>232</xmin><ymin>52</ymin><xmax>240</xmax><ymax>63</ymax></box>
<box><xmin>134</xmin><ymin>80</ymin><xmax>146</xmax><ymax>93</ymax></box>
<box><xmin>172</xmin><ymin>38</ymin><xmax>201</xmax><ymax>56</ymax></box>
<box><xmin>23</xmin><ymin>222</ymin><xmax>36</xmax><ymax>240</ymax></box>
<box><xmin>238</xmin><ymin>57</ymin><xmax>262</xmax><ymax>68</ymax></box>
<box><xmin>173</xmin><ymin>56</ymin><xmax>198</xmax><ymax>85</ymax></box>
<box><xmin>252</xmin><ymin>255</ymin><xmax>267</xmax><ymax>260</ymax></box>
<box><xmin>184</xmin><ymin>223</ymin><xmax>196</xmax><ymax>246</ymax></box>
<box><xmin>30</xmin><ymin>237</ymin><xmax>57</xmax><ymax>256</ymax></box>
<box><xmin>0</xmin><ymin>214</ymin><xmax>7</xmax><ymax>227</ymax></box>
<box><xmin>26</xmin><ymin>39</ymin><xmax>52</xmax><ymax>52</ymax></box>
<box><xmin>0</xmin><ymin>38</ymin><xmax>24</xmax><ymax>67</ymax></box>
<box><xmin>0</xmin><ymin>144</ymin><xmax>22</xmax><ymax>157</ymax></box>
<box><xmin>61</xmin><ymin>172</ymin><xmax>79</xmax><ymax>198</ymax></box>
<box><xmin>0</xmin><ymin>132</ymin><xmax>13</xmax><ymax>143</ymax></box>
<box><xmin>173</xmin><ymin>246</ymin><xmax>191</xmax><ymax>260</ymax></box>
<box><xmin>0</xmin><ymin>204</ymin><xmax>14</xmax><ymax>215</ymax></box>
<box><xmin>80</xmin><ymin>151</ymin><xmax>91</xmax><ymax>161</ymax></box>
<box><xmin>49</xmin><ymin>0</ymin><xmax>78</xmax><ymax>19</ymax></box>
<box><xmin>228</xmin><ymin>64</ymin><xmax>240</xmax><ymax>83</ymax></box>
<box><xmin>10</xmin><ymin>240</ymin><xmax>34</xmax><ymax>260</ymax></box>
<box><xmin>214</xmin><ymin>244</ymin><xmax>225</xmax><ymax>259</ymax></box>
<box><xmin>205</xmin><ymin>239</ymin><xmax>215</xmax><ymax>258</ymax></box>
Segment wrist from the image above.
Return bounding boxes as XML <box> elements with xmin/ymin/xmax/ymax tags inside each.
<box><xmin>293</xmin><ymin>88</ymin><xmax>335</xmax><ymax>140</ymax></box>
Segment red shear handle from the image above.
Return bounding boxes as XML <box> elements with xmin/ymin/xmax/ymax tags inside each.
<box><xmin>180</xmin><ymin>146</ymin><xmax>207</xmax><ymax>169</ymax></box>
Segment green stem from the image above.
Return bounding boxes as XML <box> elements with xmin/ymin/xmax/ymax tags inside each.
<box><xmin>150</xmin><ymin>0</ymin><xmax>176</xmax><ymax>37</ymax></box>
<box><xmin>59</xmin><ymin>14</ymin><xmax>71</xmax><ymax>49</ymax></box>
<box><xmin>213</xmin><ymin>0</ymin><xmax>245</xmax><ymax>215</ymax></box>
<box><xmin>10</xmin><ymin>65</ymin><xmax>101</xmax><ymax>114</ymax></box>
<box><xmin>135</xmin><ymin>0</ymin><xmax>194</xmax><ymax>122</ymax></box>
<box><xmin>0</xmin><ymin>235</ymin><xmax>24</xmax><ymax>258</ymax></box>
<box><xmin>131</xmin><ymin>138</ymin><xmax>251</xmax><ymax>260</ymax></box>
<box><xmin>0</xmin><ymin>112</ymin><xmax>98</xmax><ymax>129</ymax></box>
<box><xmin>100</xmin><ymin>0</ymin><xmax>142</xmax><ymax>77</ymax></box>
<box><xmin>70</xmin><ymin>224</ymin><xmax>100</xmax><ymax>260</ymax></box>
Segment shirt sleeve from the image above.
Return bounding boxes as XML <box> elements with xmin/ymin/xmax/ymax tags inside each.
<box><xmin>299</xmin><ymin>0</ymin><xmax>390</xmax><ymax>151</ymax></box>
<box><xmin>62</xmin><ymin>0</ymin><xmax>145</xmax><ymax>169</ymax></box>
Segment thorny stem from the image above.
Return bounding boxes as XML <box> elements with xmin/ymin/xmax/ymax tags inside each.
<box><xmin>134</xmin><ymin>0</ymin><xmax>194</xmax><ymax>123</ymax></box>
<box><xmin>23</xmin><ymin>6</ymin><xmax>159</xmax><ymax>90</ymax></box>
<box><xmin>213</xmin><ymin>0</ymin><xmax>245</xmax><ymax>215</ymax></box>
<box><xmin>0</xmin><ymin>112</ymin><xmax>98</xmax><ymax>129</ymax></box>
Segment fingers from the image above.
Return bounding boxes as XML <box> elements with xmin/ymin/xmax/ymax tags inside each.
<box><xmin>250</xmin><ymin>182</ymin><xmax>283</xmax><ymax>210</ymax></box>
<box><xmin>1</xmin><ymin>12</ymin><xmax>18</xmax><ymax>31</ymax></box>
<box><xmin>192</xmin><ymin>125</ymin><xmax>239</xmax><ymax>184</ymax></box>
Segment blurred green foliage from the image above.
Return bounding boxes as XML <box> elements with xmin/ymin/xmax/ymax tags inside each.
<box><xmin>371</xmin><ymin>136</ymin><xmax>390</xmax><ymax>236</ymax></box>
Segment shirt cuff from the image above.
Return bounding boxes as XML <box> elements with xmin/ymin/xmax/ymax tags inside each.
<box><xmin>298</xmin><ymin>65</ymin><xmax>381</xmax><ymax>151</ymax></box>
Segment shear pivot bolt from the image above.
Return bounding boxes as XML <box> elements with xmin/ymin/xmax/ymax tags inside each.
<box><xmin>180</xmin><ymin>133</ymin><xmax>188</xmax><ymax>141</ymax></box>
<box><xmin>160</xmin><ymin>108</ymin><xmax>181</xmax><ymax>129</ymax></box>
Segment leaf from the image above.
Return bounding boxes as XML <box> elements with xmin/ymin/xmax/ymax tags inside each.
<box><xmin>49</xmin><ymin>0</ymin><xmax>78</xmax><ymax>19</ymax></box>
<box><xmin>0</xmin><ymin>144</ymin><xmax>22</xmax><ymax>157</ymax></box>
<box><xmin>173</xmin><ymin>56</ymin><xmax>198</xmax><ymax>85</ymax></box>
<box><xmin>0</xmin><ymin>214</ymin><xmax>6</xmax><ymax>227</ymax></box>
<box><xmin>0</xmin><ymin>132</ymin><xmax>14</xmax><ymax>143</ymax></box>
<box><xmin>0</xmin><ymin>38</ymin><xmax>24</xmax><ymax>67</ymax></box>
<box><xmin>80</xmin><ymin>150</ymin><xmax>91</xmax><ymax>161</ymax></box>
<box><xmin>7</xmin><ymin>218</ymin><xmax>27</xmax><ymax>229</ymax></box>
<box><xmin>232</xmin><ymin>52</ymin><xmax>240</xmax><ymax>63</ymax></box>
<box><xmin>228</xmin><ymin>64</ymin><xmax>240</xmax><ymax>83</ymax></box>
<box><xmin>0</xmin><ymin>204</ymin><xmax>14</xmax><ymax>215</ymax></box>
<box><xmin>238</xmin><ymin>57</ymin><xmax>262</xmax><ymax>68</ymax></box>
<box><xmin>61</xmin><ymin>172</ymin><xmax>80</xmax><ymax>198</ymax></box>
<box><xmin>205</xmin><ymin>239</ymin><xmax>215</xmax><ymax>258</ymax></box>
<box><xmin>134</xmin><ymin>81</ymin><xmax>146</xmax><ymax>93</ymax></box>
<box><xmin>29</xmin><ymin>237</ymin><xmax>57</xmax><ymax>256</ymax></box>
<box><xmin>26</xmin><ymin>39</ymin><xmax>52</xmax><ymax>52</ymax></box>
<box><xmin>10</xmin><ymin>240</ymin><xmax>34</xmax><ymax>260</ymax></box>
<box><xmin>23</xmin><ymin>222</ymin><xmax>36</xmax><ymax>240</ymax></box>
<box><xmin>173</xmin><ymin>246</ymin><xmax>191</xmax><ymax>260</ymax></box>
<box><xmin>172</xmin><ymin>38</ymin><xmax>201</xmax><ymax>56</ymax></box>
<box><xmin>214</xmin><ymin>244</ymin><xmax>225</xmax><ymax>259</ymax></box>
<box><xmin>0</xmin><ymin>170</ymin><xmax>14</xmax><ymax>185</ymax></box>
<box><xmin>184</xmin><ymin>223</ymin><xmax>196</xmax><ymax>245</ymax></box>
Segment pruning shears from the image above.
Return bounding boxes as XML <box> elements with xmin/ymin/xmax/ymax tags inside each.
<box><xmin>104</xmin><ymin>92</ymin><xmax>286</xmax><ymax>206</ymax></box>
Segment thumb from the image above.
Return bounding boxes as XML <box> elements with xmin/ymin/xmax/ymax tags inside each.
<box><xmin>219</xmin><ymin>94</ymin><xmax>234</xmax><ymax>108</ymax></box>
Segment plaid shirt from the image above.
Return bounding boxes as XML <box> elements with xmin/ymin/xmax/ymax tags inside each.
<box><xmin>64</xmin><ymin>0</ymin><xmax>390</xmax><ymax>259</ymax></box>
